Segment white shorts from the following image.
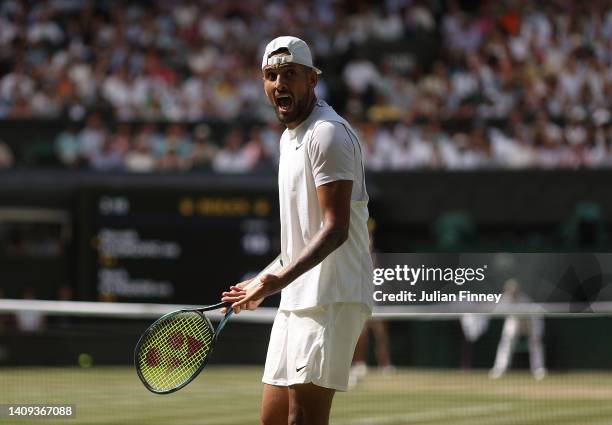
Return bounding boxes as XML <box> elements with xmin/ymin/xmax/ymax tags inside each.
<box><xmin>262</xmin><ymin>302</ymin><xmax>371</xmax><ymax>392</ymax></box>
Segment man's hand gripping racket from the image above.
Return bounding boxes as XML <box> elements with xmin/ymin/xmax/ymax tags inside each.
<box><xmin>134</xmin><ymin>257</ymin><xmax>282</xmax><ymax>394</ymax></box>
<box><xmin>220</xmin><ymin>273</ymin><xmax>284</xmax><ymax>314</ymax></box>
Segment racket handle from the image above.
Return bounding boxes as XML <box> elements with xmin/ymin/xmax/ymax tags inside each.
<box><xmin>200</xmin><ymin>301</ymin><xmax>231</xmax><ymax>312</ymax></box>
<box><xmin>217</xmin><ymin>308</ymin><xmax>233</xmax><ymax>333</ymax></box>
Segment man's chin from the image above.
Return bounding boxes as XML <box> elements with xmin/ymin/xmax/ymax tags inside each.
<box><xmin>275</xmin><ymin>110</ymin><xmax>297</xmax><ymax>124</ymax></box>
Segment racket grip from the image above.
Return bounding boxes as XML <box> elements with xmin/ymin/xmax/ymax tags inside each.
<box><xmin>201</xmin><ymin>301</ymin><xmax>231</xmax><ymax>312</ymax></box>
<box><xmin>215</xmin><ymin>307</ymin><xmax>233</xmax><ymax>335</ymax></box>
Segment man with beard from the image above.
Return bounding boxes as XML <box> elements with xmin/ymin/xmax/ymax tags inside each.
<box><xmin>222</xmin><ymin>36</ymin><xmax>373</xmax><ymax>425</ymax></box>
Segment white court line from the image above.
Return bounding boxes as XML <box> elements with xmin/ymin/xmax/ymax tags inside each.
<box><xmin>333</xmin><ymin>403</ymin><xmax>513</xmax><ymax>425</ymax></box>
<box><xmin>502</xmin><ymin>404</ymin><xmax>612</xmax><ymax>425</ymax></box>
<box><xmin>583</xmin><ymin>419</ymin><xmax>612</xmax><ymax>425</ymax></box>
<box><xmin>336</xmin><ymin>402</ymin><xmax>612</xmax><ymax>425</ymax></box>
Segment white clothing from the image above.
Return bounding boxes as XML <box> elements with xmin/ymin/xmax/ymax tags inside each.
<box><xmin>277</xmin><ymin>100</ymin><xmax>373</xmax><ymax>311</ymax></box>
<box><xmin>262</xmin><ymin>302</ymin><xmax>370</xmax><ymax>391</ymax></box>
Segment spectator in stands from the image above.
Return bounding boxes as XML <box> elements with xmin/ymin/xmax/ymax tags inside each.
<box><xmin>158</xmin><ymin>148</ymin><xmax>189</xmax><ymax>171</ymax></box>
<box><xmin>54</xmin><ymin>125</ymin><xmax>81</xmax><ymax>167</ymax></box>
<box><xmin>135</xmin><ymin>123</ymin><xmax>164</xmax><ymax>156</ymax></box>
<box><xmin>359</xmin><ymin>122</ymin><xmax>389</xmax><ymax>171</ymax></box>
<box><xmin>212</xmin><ymin>128</ymin><xmax>250</xmax><ymax>173</ymax></box>
<box><xmin>190</xmin><ymin>124</ymin><xmax>218</xmax><ymax>171</ymax></box>
<box><xmin>89</xmin><ymin>134</ymin><xmax>123</xmax><ymax>171</ymax></box>
<box><xmin>243</xmin><ymin>126</ymin><xmax>271</xmax><ymax>171</ymax></box>
<box><xmin>109</xmin><ymin>123</ymin><xmax>132</xmax><ymax>157</ymax></box>
<box><xmin>343</xmin><ymin>53</ymin><xmax>379</xmax><ymax>105</ymax></box>
<box><xmin>157</xmin><ymin>124</ymin><xmax>193</xmax><ymax>171</ymax></box>
<box><xmin>260</xmin><ymin>121</ymin><xmax>283</xmax><ymax>165</ymax></box>
<box><xmin>391</xmin><ymin>121</ymin><xmax>440</xmax><ymax>169</ymax></box>
<box><xmin>0</xmin><ymin>139</ymin><xmax>14</xmax><ymax>169</ymax></box>
<box><xmin>404</xmin><ymin>1</ymin><xmax>436</xmax><ymax>34</ymax></box>
<box><xmin>124</xmin><ymin>136</ymin><xmax>156</xmax><ymax>173</ymax></box>
<box><xmin>0</xmin><ymin>61</ymin><xmax>34</xmax><ymax>115</ymax></box>
<box><xmin>443</xmin><ymin>9</ymin><xmax>482</xmax><ymax>54</ymax></box>
<box><xmin>78</xmin><ymin>114</ymin><xmax>106</xmax><ymax>166</ymax></box>
<box><xmin>593</xmin><ymin>109</ymin><xmax>611</xmax><ymax>166</ymax></box>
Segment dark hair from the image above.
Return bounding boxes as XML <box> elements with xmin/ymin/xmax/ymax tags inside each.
<box><xmin>267</xmin><ymin>47</ymin><xmax>290</xmax><ymax>59</ymax></box>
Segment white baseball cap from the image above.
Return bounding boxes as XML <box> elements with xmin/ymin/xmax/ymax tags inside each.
<box><xmin>261</xmin><ymin>36</ymin><xmax>322</xmax><ymax>75</ymax></box>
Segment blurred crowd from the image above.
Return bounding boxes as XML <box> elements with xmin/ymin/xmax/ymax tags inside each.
<box><xmin>359</xmin><ymin>111</ymin><xmax>611</xmax><ymax>170</ymax></box>
<box><xmin>45</xmin><ymin>111</ymin><xmax>612</xmax><ymax>172</ymax></box>
<box><xmin>52</xmin><ymin>117</ymin><xmax>282</xmax><ymax>172</ymax></box>
<box><xmin>0</xmin><ymin>0</ymin><xmax>610</xmax><ymax>171</ymax></box>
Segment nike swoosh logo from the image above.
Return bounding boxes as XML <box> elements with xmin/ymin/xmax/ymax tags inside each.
<box><xmin>295</xmin><ymin>143</ymin><xmax>304</xmax><ymax>150</ymax></box>
<box><xmin>296</xmin><ymin>365</ymin><xmax>307</xmax><ymax>372</ymax></box>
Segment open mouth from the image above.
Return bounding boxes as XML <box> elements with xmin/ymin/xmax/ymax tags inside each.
<box><xmin>275</xmin><ymin>94</ymin><xmax>293</xmax><ymax>113</ymax></box>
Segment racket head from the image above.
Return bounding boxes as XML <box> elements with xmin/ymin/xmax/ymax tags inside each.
<box><xmin>134</xmin><ymin>309</ymin><xmax>216</xmax><ymax>394</ymax></box>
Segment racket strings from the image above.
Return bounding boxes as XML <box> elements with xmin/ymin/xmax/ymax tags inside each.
<box><xmin>137</xmin><ymin>311</ymin><xmax>214</xmax><ymax>392</ymax></box>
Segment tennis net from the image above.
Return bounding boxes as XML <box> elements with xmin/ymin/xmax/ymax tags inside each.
<box><xmin>0</xmin><ymin>299</ymin><xmax>610</xmax><ymax>425</ymax></box>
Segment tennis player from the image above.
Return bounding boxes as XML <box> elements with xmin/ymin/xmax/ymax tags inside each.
<box><xmin>222</xmin><ymin>36</ymin><xmax>373</xmax><ymax>425</ymax></box>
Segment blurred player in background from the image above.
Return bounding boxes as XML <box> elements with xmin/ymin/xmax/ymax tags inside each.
<box><xmin>460</xmin><ymin>313</ymin><xmax>489</xmax><ymax>369</ymax></box>
<box><xmin>350</xmin><ymin>218</ymin><xmax>394</xmax><ymax>387</ymax></box>
<box><xmin>222</xmin><ymin>36</ymin><xmax>373</xmax><ymax>425</ymax></box>
<box><xmin>489</xmin><ymin>279</ymin><xmax>547</xmax><ymax>380</ymax></box>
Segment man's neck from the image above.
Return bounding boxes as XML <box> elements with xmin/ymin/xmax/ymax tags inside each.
<box><xmin>286</xmin><ymin>96</ymin><xmax>317</xmax><ymax>130</ymax></box>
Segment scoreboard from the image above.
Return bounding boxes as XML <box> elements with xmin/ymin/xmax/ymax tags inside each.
<box><xmin>78</xmin><ymin>187</ymin><xmax>280</xmax><ymax>304</ymax></box>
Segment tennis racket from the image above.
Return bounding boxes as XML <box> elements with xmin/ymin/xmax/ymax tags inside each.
<box><xmin>134</xmin><ymin>301</ymin><xmax>232</xmax><ymax>394</ymax></box>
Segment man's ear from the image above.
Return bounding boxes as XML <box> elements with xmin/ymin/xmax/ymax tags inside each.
<box><xmin>308</xmin><ymin>69</ymin><xmax>318</xmax><ymax>88</ymax></box>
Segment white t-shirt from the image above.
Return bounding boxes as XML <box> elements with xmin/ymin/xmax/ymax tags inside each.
<box><xmin>277</xmin><ymin>100</ymin><xmax>373</xmax><ymax>311</ymax></box>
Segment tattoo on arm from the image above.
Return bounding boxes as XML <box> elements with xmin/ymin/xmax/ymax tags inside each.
<box><xmin>278</xmin><ymin>225</ymin><xmax>346</xmax><ymax>285</ymax></box>
<box><xmin>275</xmin><ymin>179</ymin><xmax>352</xmax><ymax>290</ymax></box>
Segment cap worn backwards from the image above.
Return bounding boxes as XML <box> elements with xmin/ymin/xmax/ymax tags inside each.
<box><xmin>262</xmin><ymin>36</ymin><xmax>322</xmax><ymax>75</ymax></box>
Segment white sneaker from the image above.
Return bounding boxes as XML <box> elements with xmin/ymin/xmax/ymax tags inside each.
<box><xmin>380</xmin><ymin>365</ymin><xmax>396</xmax><ymax>375</ymax></box>
<box><xmin>488</xmin><ymin>368</ymin><xmax>504</xmax><ymax>379</ymax></box>
<box><xmin>348</xmin><ymin>373</ymin><xmax>358</xmax><ymax>389</ymax></box>
<box><xmin>351</xmin><ymin>362</ymin><xmax>368</xmax><ymax>378</ymax></box>
<box><xmin>533</xmin><ymin>368</ymin><xmax>547</xmax><ymax>380</ymax></box>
